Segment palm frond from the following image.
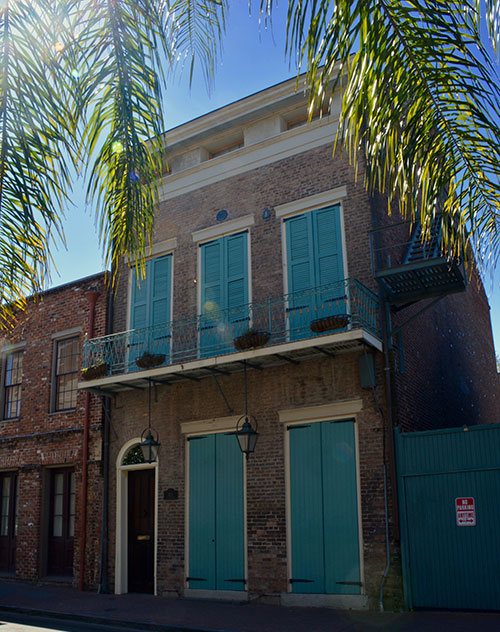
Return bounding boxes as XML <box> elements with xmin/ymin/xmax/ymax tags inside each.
<box><xmin>279</xmin><ymin>0</ymin><xmax>500</xmax><ymax>267</ymax></box>
<box><xmin>164</xmin><ymin>0</ymin><xmax>227</xmax><ymax>87</ymax></box>
<box><xmin>0</xmin><ymin>0</ymin><xmax>73</xmax><ymax>327</ymax></box>
<box><xmin>77</xmin><ymin>0</ymin><xmax>170</xmax><ymax>284</ymax></box>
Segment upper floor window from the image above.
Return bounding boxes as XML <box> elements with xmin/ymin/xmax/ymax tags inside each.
<box><xmin>129</xmin><ymin>255</ymin><xmax>173</xmax><ymax>367</ymax></box>
<box><xmin>199</xmin><ymin>231</ymin><xmax>249</xmax><ymax>356</ymax></box>
<box><xmin>3</xmin><ymin>350</ymin><xmax>23</xmax><ymax>419</ymax></box>
<box><xmin>284</xmin><ymin>204</ymin><xmax>345</xmax><ymax>340</ymax></box>
<box><xmin>53</xmin><ymin>337</ymin><xmax>79</xmax><ymax>411</ymax></box>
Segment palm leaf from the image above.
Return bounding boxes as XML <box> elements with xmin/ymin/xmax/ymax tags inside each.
<box><xmin>0</xmin><ymin>0</ymin><xmax>73</xmax><ymax>327</ymax></box>
<box><xmin>264</xmin><ymin>0</ymin><xmax>500</xmax><ymax>267</ymax></box>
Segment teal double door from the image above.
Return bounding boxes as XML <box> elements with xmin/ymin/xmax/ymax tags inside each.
<box><xmin>288</xmin><ymin>420</ymin><xmax>361</xmax><ymax>594</ymax></box>
<box><xmin>188</xmin><ymin>433</ymin><xmax>245</xmax><ymax>591</ymax></box>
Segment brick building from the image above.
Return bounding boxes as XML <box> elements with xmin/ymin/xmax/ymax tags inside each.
<box><xmin>80</xmin><ymin>78</ymin><xmax>499</xmax><ymax>608</ymax></box>
<box><xmin>0</xmin><ymin>273</ymin><xmax>107</xmax><ymax>589</ymax></box>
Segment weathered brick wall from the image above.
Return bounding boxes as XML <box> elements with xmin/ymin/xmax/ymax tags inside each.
<box><xmin>108</xmin><ymin>351</ymin><xmax>390</xmax><ymax>606</ymax></box>
<box><xmin>113</xmin><ymin>144</ymin><xmax>377</xmax><ymax>332</ymax></box>
<box><xmin>0</xmin><ymin>273</ymin><xmax>107</xmax><ymax>588</ymax></box>
<box><xmin>393</xmin><ymin>269</ymin><xmax>499</xmax><ymax>431</ymax></box>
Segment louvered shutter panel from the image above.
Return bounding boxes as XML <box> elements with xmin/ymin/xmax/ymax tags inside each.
<box><xmin>312</xmin><ymin>205</ymin><xmax>346</xmax><ymax>318</ymax></box>
<box><xmin>200</xmin><ymin>239</ymin><xmax>223</xmax><ymax>356</ymax></box>
<box><xmin>129</xmin><ymin>263</ymin><xmax>150</xmax><ymax>367</ymax></box>
<box><xmin>225</xmin><ymin>232</ymin><xmax>249</xmax><ymax>338</ymax></box>
<box><xmin>285</xmin><ymin>215</ymin><xmax>315</xmax><ymax>339</ymax></box>
<box><xmin>150</xmin><ymin>255</ymin><xmax>172</xmax><ymax>359</ymax></box>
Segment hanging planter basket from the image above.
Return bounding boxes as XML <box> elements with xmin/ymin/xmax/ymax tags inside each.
<box><xmin>310</xmin><ymin>314</ymin><xmax>350</xmax><ymax>333</ymax></box>
<box><xmin>81</xmin><ymin>362</ymin><xmax>108</xmax><ymax>381</ymax></box>
<box><xmin>233</xmin><ymin>329</ymin><xmax>270</xmax><ymax>351</ymax></box>
<box><xmin>135</xmin><ymin>352</ymin><xmax>166</xmax><ymax>369</ymax></box>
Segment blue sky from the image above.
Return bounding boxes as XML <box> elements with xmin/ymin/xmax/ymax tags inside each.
<box><xmin>50</xmin><ymin>3</ymin><xmax>500</xmax><ymax>356</ymax></box>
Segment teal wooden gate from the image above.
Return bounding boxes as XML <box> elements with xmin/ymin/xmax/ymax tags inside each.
<box><xmin>289</xmin><ymin>420</ymin><xmax>361</xmax><ymax>594</ymax></box>
<box><xmin>396</xmin><ymin>424</ymin><xmax>500</xmax><ymax>610</ymax></box>
<box><xmin>188</xmin><ymin>433</ymin><xmax>245</xmax><ymax>591</ymax></box>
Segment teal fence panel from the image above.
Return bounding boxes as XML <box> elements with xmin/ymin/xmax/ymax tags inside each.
<box><xmin>396</xmin><ymin>424</ymin><xmax>500</xmax><ymax>610</ymax></box>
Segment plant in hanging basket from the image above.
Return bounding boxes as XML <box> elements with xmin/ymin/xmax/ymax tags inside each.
<box><xmin>310</xmin><ymin>314</ymin><xmax>350</xmax><ymax>333</ymax></box>
<box><xmin>233</xmin><ymin>328</ymin><xmax>270</xmax><ymax>351</ymax></box>
<box><xmin>135</xmin><ymin>352</ymin><xmax>166</xmax><ymax>369</ymax></box>
<box><xmin>81</xmin><ymin>360</ymin><xmax>108</xmax><ymax>381</ymax></box>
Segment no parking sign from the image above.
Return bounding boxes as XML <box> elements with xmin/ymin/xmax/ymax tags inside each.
<box><xmin>455</xmin><ymin>497</ymin><xmax>476</xmax><ymax>526</ymax></box>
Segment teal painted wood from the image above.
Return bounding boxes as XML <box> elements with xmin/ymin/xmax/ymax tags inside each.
<box><xmin>289</xmin><ymin>420</ymin><xmax>360</xmax><ymax>594</ymax></box>
<box><xmin>200</xmin><ymin>233</ymin><xmax>249</xmax><ymax>356</ymax></box>
<box><xmin>215</xmin><ymin>433</ymin><xmax>245</xmax><ymax>591</ymax></box>
<box><xmin>129</xmin><ymin>256</ymin><xmax>172</xmax><ymax>368</ymax></box>
<box><xmin>322</xmin><ymin>421</ymin><xmax>360</xmax><ymax>595</ymax></box>
<box><xmin>396</xmin><ymin>425</ymin><xmax>500</xmax><ymax>610</ymax></box>
<box><xmin>188</xmin><ymin>435</ymin><xmax>216</xmax><ymax>590</ymax></box>
<box><xmin>289</xmin><ymin>423</ymin><xmax>325</xmax><ymax>593</ymax></box>
<box><xmin>188</xmin><ymin>433</ymin><xmax>245</xmax><ymax>591</ymax></box>
<box><xmin>285</xmin><ymin>206</ymin><xmax>345</xmax><ymax>340</ymax></box>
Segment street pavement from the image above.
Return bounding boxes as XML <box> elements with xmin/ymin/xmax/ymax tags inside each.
<box><xmin>1</xmin><ymin>580</ymin><xmax>500</xmax><ymax>632</ymax></box>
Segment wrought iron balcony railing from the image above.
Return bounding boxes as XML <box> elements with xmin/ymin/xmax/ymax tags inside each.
<box><xmin>82</xmin><ymin>278</ymin><xmax>380</xmax><ymax>378</ymax></box>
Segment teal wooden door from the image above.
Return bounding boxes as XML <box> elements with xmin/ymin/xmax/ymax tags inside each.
<box><xmin>188</xmin><ymin>433</ymin><xmax>245</xmax><ymax>591</ymax></box>
<box><xmin>199</xmin><ymin>233</ymin><xmax>249</xmax><ymax>356</ymax></box>
<box><xmin>285</xmin><ymin>206</ymin><xmax>345</xmax><ymax>340</ymax></box>
<box><xmin>129</xmin><ymin>255</ymin><xmax>172</xmax><ymax>368</ymax></box>
<box><xmin>289</xmin><ymin>420</ymin><xmax>360</xmax><ymax>594</ymax></box>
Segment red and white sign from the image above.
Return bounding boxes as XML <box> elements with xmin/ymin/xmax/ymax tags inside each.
<box><xmin>455</xmin><ymin>497</ymin><xmax>476</xmax><ymax>526</ymax></box>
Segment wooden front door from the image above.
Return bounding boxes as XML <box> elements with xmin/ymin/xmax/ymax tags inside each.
<box><xmin>0</xmin><ymin>472</ymin><xmax>17</xmax><ymax>574</ymax></box>
<box><xmin>128</xmin><ymin>469</ymin><xmax>155</xmax><ymax>593</ymax></box>
<box><xmin>47</xmin><ymin>468</ymin><xmax>75</xmax><ymax>576</ymax></box>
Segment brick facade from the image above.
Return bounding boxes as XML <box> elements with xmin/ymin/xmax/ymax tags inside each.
<box><xmin>85</xmin><ymin>79</ymin><xmax>498</xmax><ymax>609</ymax></box>
<box><xmin>0</xmin><ymin>273</ymin><xmax>107</xmax><ymax>588</ymax></box>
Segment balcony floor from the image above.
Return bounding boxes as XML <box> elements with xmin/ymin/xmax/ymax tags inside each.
<box><xmin>79</xmin><ymin>328</ymin><xmax>382</xmax><ymax>395</ymax></box>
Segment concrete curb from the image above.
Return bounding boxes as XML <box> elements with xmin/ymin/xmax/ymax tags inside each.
<box><xmin>0</xmin><ymin>604</ymin><xmax>226</xmax><ymax>632</ymax></box>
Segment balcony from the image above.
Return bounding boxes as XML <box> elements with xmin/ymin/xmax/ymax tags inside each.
<box><xmin>371</xmin><ymin>219</ymin><xmax>466</xmax><ymax>305</ymax></box>
<box><xmin>79</xmin><ymin>279</ymin><xmax>382</xmax><ymax>393</ymax></box>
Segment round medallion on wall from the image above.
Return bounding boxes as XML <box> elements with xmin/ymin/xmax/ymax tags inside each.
<box><xmin>216</xmin><ymin>209</ymin><xmax>229</xmax><ymax>222</ymax></box>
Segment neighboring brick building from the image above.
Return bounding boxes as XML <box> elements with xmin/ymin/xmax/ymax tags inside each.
<box><xmin>0</xmin><ymin>273</ymin><xmax>107</xmax><ymax>589</ymax></box>
<box><xmin>80</xmin><ymin>78</ymin><xmax>499</xmax><ymax>608</ymax></box>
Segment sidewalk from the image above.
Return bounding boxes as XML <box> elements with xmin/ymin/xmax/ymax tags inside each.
<box><xmin>0</xmin><ymin>580</ymin><xmax>499</xmax><ymax>632</ymax></box>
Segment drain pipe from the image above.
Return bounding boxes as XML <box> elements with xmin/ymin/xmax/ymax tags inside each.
<box><xmin>79</xmin><ymin>289</ymin><xmax>100</xmax><ymax>591</ymax></box>
<box><xmin>98</xmin><ymin>277</ymin><xmax>113</xmax><ymax>594</ymax></box>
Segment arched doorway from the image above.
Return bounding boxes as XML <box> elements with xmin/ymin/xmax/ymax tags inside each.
<box><xmin>115</xmin><ymin>439</ymin><xmax>158</xmax><ymax>594</ymax></box>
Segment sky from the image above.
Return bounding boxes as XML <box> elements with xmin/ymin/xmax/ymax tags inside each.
<box><xmin>49</xmin><ymin>2</ymin><xmax>500</xmax><ymax>357</ymax></box>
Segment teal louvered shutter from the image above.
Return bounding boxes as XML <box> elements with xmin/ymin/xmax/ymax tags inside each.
<box><xmin>188</xmin><ymin>435</ymin><xmax>216</xmax><ymax>589</ymax></box>
<box><xmin>199</xmin><ymin>233</ymin><xmax>249</xmax><ymax>356</ymax></box>
<box><xmin>200</xmin><ymin>239</ymin><xmax>224</xmax><ymax>356</ymax></box>
<box><xmin>215</xmin><ymin>433</ymin><xmax>245</xmax><ymax>591</ymax></box>
<box><xmin>312</xmin><ymin>205</ymin><xmax>346</xmax><ymax>320</ymax></box>
<box><xmin>149</xmin><ymin>256</ymin><xmax>172</xmax><ymax>357</ymax></box>
<box><xmin>285</xmin><ymin>215</ymin><xmax>315</xmax><ymax>339</ymax></box>
<box><xmin>322</xmin><ymin>421</ymin><xmax>361</xmax><ymax>595</ymax></box>
<box><xmin>129</xmin><ymin>256</ymin><xmax>172</xmax><ymax>369</ymax></box>
<box><xmin>289</xmin><ymin>423</ymin><xmax>325</xmax><ymax>593</ymax></box>
<box><xmin>129</xmin><ymin>262</ymin><xmax>151</xmax><ymax>367</ymax></box>
<box><xmin>285</xmin><ymin>206</ymin><xmax>346</xmax><ymax>340</ymax></box>
<box><xmin>225</xmin><ymin>232</ymin><xmax>249</xmax><ymax>338</ymax></box>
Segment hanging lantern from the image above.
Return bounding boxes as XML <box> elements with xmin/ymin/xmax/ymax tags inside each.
<box><xmin>140</xmin><ymin>380</ymin><xmax>160</xmax><ymax>463</ymax></box>
<box><xmin>235</xmin><ymin>414</ymin><xmax>258</xmax><ymax>459</ymax></box>
<box><xmin>140</xmin><ymin>427</ymin><xmax>160</xmax><ymax>463</ymax></box>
